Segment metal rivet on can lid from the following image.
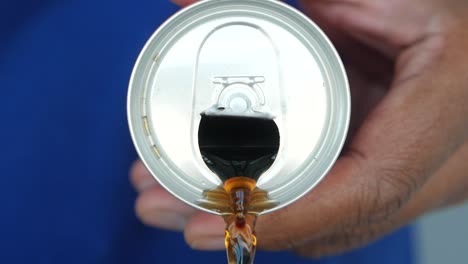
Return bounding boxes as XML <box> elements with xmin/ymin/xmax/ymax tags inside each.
<box><xmin>229</xmin><ymin>96</ymin><xmax>249</xmax><ymax>113</ymax></box>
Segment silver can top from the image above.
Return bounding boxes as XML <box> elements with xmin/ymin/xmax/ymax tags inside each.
<box><xmin>128</xmin><ymin>0</ymin><xmax>350</xmax><ymax>214</ymax></box>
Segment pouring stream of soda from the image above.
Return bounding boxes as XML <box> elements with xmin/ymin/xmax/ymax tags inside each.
<box><xmin>198</xmin><ymin>116</ymin><xmax>280</xmax><ymax>263</ymax></box>
<box><xmin>223</xmin><ymin>177</ymin><xmax>258</xmax><ymax>264</ymax></box>
<box><xmin>200</xmin><ymin>171</ymin><xmax>278</xmax><ymax>264</ymax></box>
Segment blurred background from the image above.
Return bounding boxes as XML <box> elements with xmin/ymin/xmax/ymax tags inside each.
<box><xmin>0</xmin><ymin>1</ymin><xmax>465</xmax><ymax>264</ymax></box>
<box><xmin>416</xmin><ymin>204</ymin><xmax>468</xmax><ymax>264</ymax></box>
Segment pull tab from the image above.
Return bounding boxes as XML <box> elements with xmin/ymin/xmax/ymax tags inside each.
<box><xmin>191</xmin><ymin>22</ymin><xmax>285</xmax><ymax>185</ymax></box>
<box><xmin>203</xmin><ymin>76</ymin><xmax>274</xmax><ymax>119</ymax></box>
<box><xmin>191</xmin><ymin>22</ymin><xmax>283</xmax><ymax>122</ymax></box>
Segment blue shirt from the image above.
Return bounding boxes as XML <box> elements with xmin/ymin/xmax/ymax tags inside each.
<box><xmin>0</xmin><ymin>1</ymin><xmax>413</xmax><ymax>263</ymax></box>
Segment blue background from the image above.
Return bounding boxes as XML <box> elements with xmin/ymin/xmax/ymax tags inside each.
<box><xmin>0</xmin><ymin>1</ymin><xmax>413</xmax><ymax>263</ymax></box>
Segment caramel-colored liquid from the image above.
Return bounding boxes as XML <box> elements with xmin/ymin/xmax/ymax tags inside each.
<box><xmin>199</xmin><ymin>177</ymin><xmax>277</xmax><ymax>264</ymax></box>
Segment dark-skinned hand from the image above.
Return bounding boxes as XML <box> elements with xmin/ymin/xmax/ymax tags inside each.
<box><xmin>131</xmin><ymin>0</ymin><xmax>468</xmax><ymax>258</ymax></box>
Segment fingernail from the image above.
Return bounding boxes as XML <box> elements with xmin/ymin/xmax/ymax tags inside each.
<box><xmin>191</xmin><ymin>237</ymin><xmax>225</xmax><ymax>250</ymax></box>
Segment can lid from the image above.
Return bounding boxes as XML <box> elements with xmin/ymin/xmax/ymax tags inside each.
<box><xmin>128</xmin><ymin>0</ymin><xmax>350</xmax><ymax>214</ymax></box>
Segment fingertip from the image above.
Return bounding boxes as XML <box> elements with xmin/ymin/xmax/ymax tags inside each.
<box><xmin>189</xmin><ymin>237</ymin><xmax>225</xmax><ymax>251</ymax></box>
<box><xmin>130</xmin><ymin>160</ymin><xmax>158</xmax><ymax>192</ymax></box>
<box><xmin>171</xmin><ymin>0</ymin><xmax>196</xmax><ymax>7</ymax></box>
<box><xmin>135</xmin><ymin>186</ymin><xmax>196</xmax><ymax>231</ymax></box>
<box><xmin>184</xmin><ymin>212</ymin><xmax>225</xmax><ymax>250</ymax></box>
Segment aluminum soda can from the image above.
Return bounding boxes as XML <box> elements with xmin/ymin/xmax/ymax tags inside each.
<box><xmin>127</xmin><ymin>0</ymin><xmax>350</xmax><ymax>215</ymax></box>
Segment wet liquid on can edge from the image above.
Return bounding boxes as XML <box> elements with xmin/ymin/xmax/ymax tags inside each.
<box><xmin>201</xmin><ymin>177</ymin><xmax>276</xmax><ymax>264</ymax></box>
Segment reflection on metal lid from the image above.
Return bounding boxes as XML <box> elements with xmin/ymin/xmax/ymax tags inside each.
<box><xmin>128</xmin><ymin>0</ymin><xmax>350</xmax><ymax>215</ymax></box>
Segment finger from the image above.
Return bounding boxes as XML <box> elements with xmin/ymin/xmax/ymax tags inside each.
<box><xmin>184</xmin><ymin>212</ymin><xmax>225</xmax><ymax>250</ymax></box>
<box><xmin>299</xmin><ymin>0</ymin><xmax>439</xmax><ymax>57</ymax></box>
<box><xmin>130</xmin><ymin>160</ymin><xmax>158</xmax><ymax>192</ymax></box>
<box><xmin>170</xmin><ymin>0</ymin><xmax>196</xmax><ymax>7</ymax></box>
<box><xmin>293</xmin><ymin>141</ymin><xmax>468</xmax><ymax>257</ymax></box>
<box><xmin>135</xmin><ymin>185</ymin><xmax>197</xmax><ymax>231</ymax></box>
<box><xmin>299</xmin><ymin>1</ymin><xmax>394</xmax><ymax>83</ymax></box>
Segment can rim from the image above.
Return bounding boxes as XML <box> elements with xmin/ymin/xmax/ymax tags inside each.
<box><xmin>128</xmin><ymin>0</ymin><xmax>350</xmax><ymax>215</ymax></box>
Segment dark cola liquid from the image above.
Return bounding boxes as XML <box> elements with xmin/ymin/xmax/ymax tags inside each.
<box><xmin>198</xmin><ymin>115</ymin><xmax>280</xmax><ymax>181</ymax></box>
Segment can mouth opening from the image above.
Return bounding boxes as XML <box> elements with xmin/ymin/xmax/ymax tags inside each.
<box><xmin>198</xmin><ymin>115</ymin><xmax>280</xmax><ymax>182</ymax></box>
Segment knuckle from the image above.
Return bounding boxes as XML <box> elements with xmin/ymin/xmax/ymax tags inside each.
<box><xmin>369</xmin><ymin>163</ymin><xmax>421</xmax><ymax>222</ymax></box>
<box><xmin>346</xmin><ymin>162</ymin><xmax>421</xmax><ymax>227</ymax></box>
<box><xmin>294</xmin><ymin>224</ymin><xmax>391</xmax><ymax>259</ymax></box>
